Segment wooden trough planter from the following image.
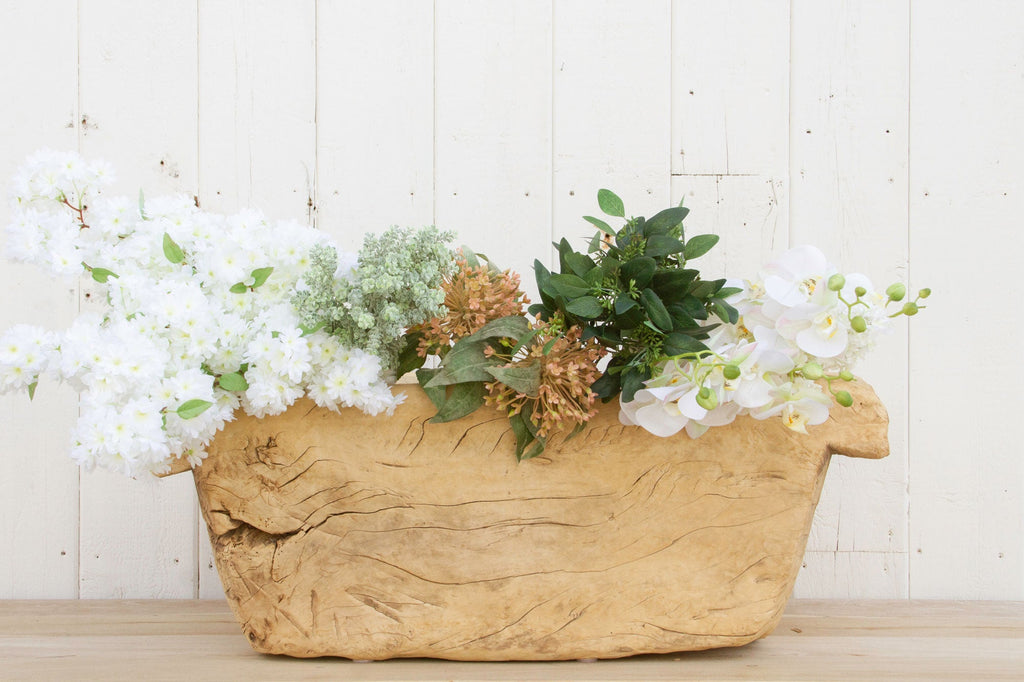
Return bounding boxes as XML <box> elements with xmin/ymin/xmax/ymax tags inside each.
<box><xmin>173</xmin><ymin>379</ymin><xmax>888</xmax><ymax>661</ymax></box>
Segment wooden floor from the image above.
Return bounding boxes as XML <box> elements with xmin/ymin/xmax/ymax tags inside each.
<box><xmin>1</xmin><ymin>600</ymin><xmax>1021</xmax><ymax>681</ymax></box>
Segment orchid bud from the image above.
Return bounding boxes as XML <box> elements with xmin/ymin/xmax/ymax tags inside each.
<box><xmin>918</xmin><ymin>287</ymin><xmax>931</xmax><ymax>299</ymax></box>
<box><xmin>801</xmin><ymin>362</ymin><xmax>823</xmax><ymax>380</ymax></box>
<box><xmin>839</xmin><ymin>369</ymin><xmax>854</xmax><ymax>382</ymax></box>
<box><xmin>855</xmin><ymin>286</ymin><xmax>867</xmax><ymax>298</ymax></box>
<box><xmin>851</xmin><ymin>316</ymin><xmax>867</xmax><ymax>333</ymax></box>
<box><xmin>902</xmin><ymin>302</ymin><xmax>919</xmax><ymax>316</ymax></box>
<box><xmin>723</xmin><ymin>364</ymin><xmax>741</xmax><ymax>380</ymax></box>
<box><xmin>834</xmin><ymin>390</ymin><xmax>854</xmax><ymax>407</ymax></box>
<box><xmin>696</xmin><ymin>387</ymin><xmax>718</xmax><ymax>410</ymax></box>
<box><xmin>827</xmin><ymin>274</ymin><xmax>846</xmax><ymax>292</ymax></box>
<box><xmin>886</xmin><ymin>283</ymin><xmax>906</xmax><ymax>301</ymax></box>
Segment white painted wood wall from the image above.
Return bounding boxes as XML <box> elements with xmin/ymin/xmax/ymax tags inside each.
<box><xmin>0</xmin><ymin>0</ymin><xmax>1020</xmax><ymax>601</ymax></box>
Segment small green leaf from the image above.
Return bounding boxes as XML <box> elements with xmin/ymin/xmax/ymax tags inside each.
<box><xmin>395</xmin><ymin>331</ymin><xmax>427</xmax><ymax>378</ymax></box>
<box><xmin>663</xmin><ymin>333</ymin><xmax>709</xmax><ymax>357</ymax></box>
<box><xmin>652</xmin><ymin>269</ymin><xmax>699</xmax><ymax>303</ymax></box>
<box><xmin>614</xmin><ymin>294</ymin><xmax>638</xmax><ymax>315</ymax></box>
<box><xmin>229</xmin><ymin>282</ymin><xmax>248</xmax><ymax>294</ymax></box>
<box><xmin>683</xmin><ymin>234</ymin><xmax>720</xmax><ymax>260</ymax></box>
<box><xmin>564</xmin><ymin>252</ymin><xmax>596</xmax><ymax>278</ymax></box>
<box><xmin>217</xmin><ymin>372</ymin><xmax>249</xmax><ymax>392</ymax></box>
<box><xmin>466</xmin><ymin>315</ymin><xmax>532</xmax><ymax>343</ymax></box>
<box><xmin>688</xmin><ymin>278</ymin><xmax>727</xmax><ymax>300</ymax></box>
<box><xmin>548</xmin><ymin>273</ymin><xmax>591</xmax><ymax>299</ymax></box>
<box><xmin>716</xmin><ymin>286</ymin><xmax>743</xmax><ymax>299</ymax></box>
<box><xmin>509</xmin><ymin>412</ymin><xmax>534</xmax><ymax>460</ymax></box>
<box><xmin>90</xmin><ymin>267</ymin><xmax>118</xmax><ymax>283</ymax></box>
<box><xmin>486</xmin><ymin>364</ymin><xmax>541</xmax><ymax>396</ymax></box>
<box><xmin>542</xmin><ymin>337</ymin><xmax>558</xmax><ymax>355</ymax></box>
<box><xmin>643</xmin><ymin>206</ymin><xmax>689</xmax><ymax>235</ymax></box>
<box><xmin>620</xmin><ymin>367</ymin><xmax>648</xmax><ymax>403</ymax></box>
<box><xmin>427</xmin><ymin>341</ymin><xmax>495</xmax><ymax>385</ymax></box>
<box><xmin>597</xmin><ymin>189</ymin><xmax>625</xmax><ymax>218</ymax></box>
<box><xmin>583</xmin><ymin>264</ymin><xmax>605</xmax><ymax>287</ymax></box>
<box><xmin>565</xmin><ymin>296</ymin><xmax>603</xmax><ymax>319</ymax></box>
<box><xmin>588</xmin><ymin>232</ymin><xmax>603</xmax><ymax>253</ymax></box>
<box><xmin>299</xmin><ymin>322</ymin><xmax>325</xmax><ymax>337</ymax></box>
<box><xmin>591</xmin><ymin>369</ymin><xmax>621</xmax><ymax>400</ymax></box>
<box><xmin>416</xmin><ymin>368</ymin><xmax>447</xmax><ymax>409</ymax></box>
<box><xmin>640</xmin><ymin>288</ymin><xmax>673</xmax><ymax>331</ymax></box>
<box><xmin>430</xmin><ymin>382</ymin><xmax>486</xmax><ymax>423</ymax></box>
<box><xmin>583</xmin><ymin>215</ymin><xmax>615</xmax><ymax>235</ymax></box>
<box><xmin>176</xmin><ymin>399</ymin><xmax>213</xmax><ymax>420</ymax></box>
<box><xmin>461</xmin><ymin>246</ymin><xmax>482</xmax><ymax>269</ymax></box>
<box><xmin>27</xmin><ymin>381</ymin><xmax>38</xmax><ymax>401</ymax></box>
<box><xmin>520</xmin><ymin>437</ymin><xmax>546</xmax><ymax>460</ymax></box>
<box><xmin>620</xmin><ymin>257</ymin><xmax>657</xmax><ymax>289</ymax></box>
<box><xmin>163</xmin><ymin>233</ymin><xmax>185</xmax><ymax>264</ymax></box>
<box><xmin>250</xmin><ymin>267</ymin><xmax>274</xmax><ymax>288</ymax></box>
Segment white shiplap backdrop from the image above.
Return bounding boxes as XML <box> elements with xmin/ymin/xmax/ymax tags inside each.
<box><xmin>0</xmin><ymin>0</ymin><xmax>1021</xmax><ymax>601</ymax></box>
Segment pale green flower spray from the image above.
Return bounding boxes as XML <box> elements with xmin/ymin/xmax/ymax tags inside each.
<box><xmin>294</xmin><ymin>226</ymin><xmax>456</xmax><ymax>376</ymax></box>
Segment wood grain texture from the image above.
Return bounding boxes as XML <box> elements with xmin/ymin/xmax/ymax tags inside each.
<box><xmin>189</xmin><ymin>381</ymin><xmax>887</xmax><ymax>660</ymax></box>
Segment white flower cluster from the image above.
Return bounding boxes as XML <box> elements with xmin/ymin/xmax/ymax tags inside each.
<box><xmin>620</xmin><ymin>245</ymin><xmax>909</xmax><ymax>438</ymax></box>
<box><xmin>1</xmin><ymin>150</ymin><xmax>400</xmax><ymax>476</ymax></box>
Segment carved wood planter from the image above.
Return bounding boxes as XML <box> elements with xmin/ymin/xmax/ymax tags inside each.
<box><xmin>184</xmin><ymin>380</ymin><xmax>888</xmax><ymax>661</ymax></box>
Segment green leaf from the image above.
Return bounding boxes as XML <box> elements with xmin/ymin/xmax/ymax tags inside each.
<box><xmin>663</xmin><ymin>332</ymin><xmax>709</xmax><ymax>357</ymax></box>
<box><xmin>683</xmin><ymin>234</ymin><xmax>720</xmax><ymax>260</ymax></box>
<box><xmin>548</xmin><ymin>273</ymin><xmax>591</xmax><ymax>299</ymax></box>
<box><xmin>299</xmin><ymin>322</ymin><xmax>325</xmax><ymax>337</ymax></box>
<box><xmin>27</xmin><ymin>381</ymin><xmax>38</xmax><ymax>401</ymax></box>
<box><xmin>564</xmin><ymin>252</ymin><xmax>596</xmax><ymax>278</ymax></box>
<box><xmin>461</xmin><ymin>246</ymin><xmax>482</xmax><ymax>269</ymax></box>
<box><xmin>486</xmin><ymin>364</ymin><xmax>541</xmax><ymax>396</ymax></box>
<box><xmin>583</xmin><ymin>215</ymin><xmax>615</xmax><ymax>235</ymax></box>
<box><xmin>614</xmin><ymin>294</ymin><xmax>638</xmax><ymax>315</ymax></box>
<box><xmin>395</xmin><ymin>332</ymin><xmax>427</xmax><ymax>378</ymax></box>
<box><xmin>620</xmin><ymin>367</ymin><xmax>648</xmax><ymax>403</ymax></box>
<box><xmin>430</xmin><ymin>381</ymin><xmax>486</xmax><ymax>423</ymax></box>
<box><xmin>591</xmin><ymin>368</ymin><xmax>621</xmax><ymax>400</ymax></box>
<box><xmin>640</xmin><ymin>288</ymin><xmax>673</xmax><ymax>331</ymax></box>
<box><xmin>520</xmin><ymin>437</ymin><xmax>546</xmax><ymax>460</ymax></box>
<box><xmin>542</xmin><ymin>337</ymin><xmax>558</xmax><ymax>355</ymax></box>
<box><xmin>466</xmin><ymin>315</ymin><xmax>532</xmax><ymax>343</ymax></box>
<box><xmin>666</xmin><ymin>304</ymin><xmax>698</xmax><ymax>330</ymax></box>
<box><xmin>176</xmin><ymin>399</ymin><xmax>213</xmax><ymax>420</ymax></box>
<box><xmin>711</xmin><ymin>300</ymin><xmax>740</xmax><ymax>325</ymax></box>
<box><xmin>716</xmin><ymin>286</ymin><xmax>743</xmax><ymax>299</ymax></box>
<box><xmin>416</xmin><ymin>368</ymin><xmax>447</xmax><ymax>409</ymax></box>
<box><xmin>229</xmin><ymin>282</ymin><xmax>248</xmax><ymax>294</ymax></box>
<box><xmin>597</xmin><ymin>189</ymin><xmax>625</xmax><ymax>218</ymax></box>
<box><xmin>250</xmin><ymin>267</ymin><xmax>274</xmax><ymax>288</ymax></box>
<box><xmin>643</xmin><ymin>206</ymin><xmax>689</xmax><ymax>235</ymax></box>
<box><xmin>162</xmin><ymin>233</ymin><xmax>185</xmax><ymax>264</ymax></box>
<box><xmin>90</xmin><ymin>267</ymin><xmax>118</xmax><ymax>283</ymax></box>
<box><xmin>565</xmin><ymin>296</ymin><xmax>603</xmax><ymax>319</ymax></box>
<box><xmin>588</xmin><ymin>231</ymin><xmax>603</xmax><ymax>254</ymax></box>
<box><xmin>689</xmin><ymin>278</ymin><xmax>727</xmax><ymax>300</ymax></box>
<box><xmin>509</xmin><ymin>412</ymin><xmax>534</xmax><ymax>460</ymax></box>
<box><xmin>217</xmin><ymin>372</ymin><xmax>249</xmax><ymax>392</ymax></box>
<box><xmin>583</xmin><ymin>264</ymin><xmax>605</xmax><ymax>287</ymax></box>
<box><xmin>652</xmin><ymin>269</ymin><xmax>699</xmax><ymax>302</ymax></box>
<box><xmin>643</xmin><ymin>234</ymin><xmax>686</xmax><ymax>258</ymax></box>
<box><xmin>427</xmin><ymin>341</ymin><xmax>495</xmax><ymax>385</ymax></box>
<box><xmin>620</xmin><ymin>257</ymin><xmax>656</xmax><ymax>289</ymax></box>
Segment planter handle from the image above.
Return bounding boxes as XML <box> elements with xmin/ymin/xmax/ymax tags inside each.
<box><xmin>823</xmin><ymin>379</ymin><xmax>890</xmax><ymax>460</ymax></box>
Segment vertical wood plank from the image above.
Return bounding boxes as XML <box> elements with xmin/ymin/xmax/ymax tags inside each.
<box><xmin>198</xmin><ymin>0</ymin><xmax>317</xmax><ymax>221</ymax></box>
<box><xmin>789</xmin><ymin>0</ymin><xmax>911</xmax><ymax>598</ymax></box>
<box><xmin>0</xmin><ymin>1</ymin><xmax>81</xmax><ymax>598</ymax></box>
<box><xmin>195</xmin><ymin>0</ymin><xmax>317</xmax><ymax>600</ymax></box>
<box><xmin>796</xmin><ymin>551</ymin><xmax>908</xmax><ymax>599</ymax></box>
<box><xmin>77</xmin><ymin>0</ymin><xmax>199</xmax><ymax>598</ymax></box>
<box><xmin>434</xmin><ymin>0</ymin><xmax>552</xmax><ymax>291</ymax></box>
<box><xmin>552</xmin><ymin>0</ymin><xmax>672</xmax><ymax>268</ymax></box>
<box><xmin>670</xmin><ymin>0</ymin><xmax>790</xmax><ymax>278</ymax></box>
<box><xmin>908</xmin><ymin>0</ymin><xmax>1024</xmax><ymax>598</ymax></box>
<box><xmin>316</xmin><ymin>0</ymin><xmax>435</xmax><ymax>247</ymax></box>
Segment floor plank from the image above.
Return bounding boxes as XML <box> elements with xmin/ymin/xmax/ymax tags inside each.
<box><xmin>1</xmin><ymin>600</ymin><xmax>1021</xmax><ymax>681</ymax></box>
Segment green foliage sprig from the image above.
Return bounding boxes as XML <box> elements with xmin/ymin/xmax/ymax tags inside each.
<box><xmin>530</xmin><ymin>190</ymin><xmax>738</xmax><ymax>402</ymax></box>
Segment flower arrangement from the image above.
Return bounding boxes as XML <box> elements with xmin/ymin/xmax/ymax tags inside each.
<box><xmin>0</xmin><ymin>151</ymin><xmax>927</xmax><ymax>475</ymax></box>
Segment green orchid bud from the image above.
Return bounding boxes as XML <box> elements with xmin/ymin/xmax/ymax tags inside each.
<box><xmin>854</xmin><ymin>286</ymin><xmax>867</xmax><ymax>298</ymax></box>
<box><xmin>827</xmin><ymin>274</ymin><xmax>846</xmax><ymax>292</ymax></box>
<box><xmin>902</xmin><ymin>302</ymin><xmax>919</xmax><ymax>316</ymax></box>
<box><xmin>886</xmin><ymin>283</ymin><xmax>906</xmax><ymax>301</ymax></box>
<box><xmin>851</xmin><ymin>315</ymin><xmax>867</xmax><ymax>333</ymax></box>
<box><xmin>839</xmin><ymin>369</ymin><xmax>854</xmax><ymax>382</ymax></box>
<box><xmin>918</xmin><ymin>287</ymin><xmax>931</xmax><ymax>299</ymax></box>
<box><xmin>723</xmin><ymin>364</ymin><xmax>741</xmax><ymax>380</ymax></box>
<box><xmin>696</xmin><ymin>387</ymin><xmax>718</xmax><ymax>410</ymax></box>
<box><xmin>801</xmin><ymin>362</ymin><xmax>823</xmax><ymax>380</ymax></box>
<box><xmin>834</xmin><ymin>390</ymin><xmax>854</xmax><ymax>407</ymax></box>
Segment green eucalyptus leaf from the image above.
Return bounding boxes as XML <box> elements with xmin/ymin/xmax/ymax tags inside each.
<box><xmin>597</xmin><ymin>189</ymin><xmax>625</xmax><ymax>218</ymax></box>
<box><xmin>716</xmin><ymin>286</ymin><xmax>743</xmax><ymax>299</ymax></box>
<box><xmin>176</xmin><ymin>399</ymin><xmax>213</xmax><ymax>420</ymax></box>
<box><xmin>299</xmin><ymin>322</ymin><xmax>325</xmax><ymax>337</ymax></box>
<box><xmin>542</xmin><ymin>337</ymin><xmax>558</xmax><ymax>355</ymax></box>
<box><xmin>27</xmin><ymin>381</ymin><xmax>38</xmax><ymax>401</ymax></box>
<box><xmin>679</xmin><ymin>294</ymin><xmax>708</xmax><ymax>320</ymax></box>
<box><xmin>555</xmin><ymin>237</ymin><xmax>575</xmax><ymax>274</ymax></box>
<box><xmin>601</xmin><ymin>256</ymin><xmax>621</xmax><ymax>277</ymax></box>
<box><xmin>548</xmin><ymin>273</ymin><xmax>590</xmax><ymax>299</ymax></box>
<box><xmin>652</xmin><ymin>269</ymin><xmax>699</xmax><ymax>302</ymax></box>
<box><xmin>162</xmin><ymin>233</ymin><xmax>185</xmax><ymax>264</ymax></box>
<box><xmin>427</xmin><ymin>341</ymin><xmax>495</xmax><ymax>385</ymax></box>
<box><xmin>461</xmin><ymin>246</ymin><xmax>481</xmax><ymax>268</ymax></box>
<box><xmin>666</xmin><ymin>304</ymin><xmax>698</xmax><ymax>330</ymax></box>
<box><xmin>416</xmin><ymin>368</ymin><xmax>447</xmax><ymax>409</ymax></box>
<box><xmin>614</xmin><ymin>294</ymin><xmax>638</xmax><ymax>315</ymax></box>
<box><xmin>90</xmin><ymin>267</ymin><xmax>118</xmax><ymax>283</ymax></box>
<box><xmin>250</xmin><ymin>267</ymin><xmax>274</xmax><ymax>288</ymax></box>
<box><xmin>217</xmin><ymin>372</ymin><xmax>249</xmax><ymax>392</ymax></box>
<box><xmin>229</xmin><ymin>282</ymin><xmax>248</xmax><ymax>294</ymax></box>
<box><xmin>620</xmin><ymin>367</ymin><xmax>648</xmax><ymax>403</ymax></box>
<box><xmin>395</xmin><ymin>332</ymin><xmax>427</xmax><ymax>378</ymax></box>
<box><xmin>466</xmin><ymin>315</ymin><xmax>532</xmax><ymax>343</ymax></box>
<box><xmin>583</xmin><ymin>215</ymin><xmax>615</xmax><ymax>235</ymax></box>
<box><xmin>583</xmin><ymin>264</ymin><xmax>605</xmax><ymax>287</ymax></box>
<box><xmin>486</xmin><ymin>364</ymin><xmax>541</xmax><ymax>396</ymax></box>
<box><xmin>644</xmin><ymin>206</ymin><xmax>689</xmax><ymax>235</ymax></box>
<box><xmin>683</xmin><ymin>234</ymin><xmax>720</xmax><ymax>260</ymax></box>
<box><xmin>591</xmin><ymin>370</ymin><xmax>620</xmax><ymax>400</ymax></box>
<box><xmin>688</xmin><ymin>278</ymin><xmax>726</xmax><ymax>300</ymax></box>
<box><xmin>564</xmin><ymin>252</ymin><xmax>596</xmax><ymax>278</ymax></box>
<box><xmin>643</xmin><ymin>234</ymin><xmax>686</xmax><ymax>258</ymax></box>
<box><xmin>565</xmin><ymin>296</ymin><xmax>603</xmax><ymax>319</ymax></box>
<box><xmin>509</xmin><ymin>412</ymin><xmax>534</xmax><ymax>460</ymax></box>
<box><xmin>640</xmin><ymin>288</ymin><xmax>673</xmax><ymax>331</ymax></box>
<box><xmin>663</xmin><ymin>332</ymin><xmax>709</xmax><ymax>357</ymax></box>
<box><xmin>429</xmin><ymin>381</ymin><xmax>486</xmax><ymax>423</ymax></box>
<box><xmin>620</xmin><ymin>256</ymin><xmax>656</xmax><ymax>289</ymax></box>
<box><xmin>711</xmin><ymin>300</ymin><xmax>740</xmax><ymax>325</ymax></box>
<box><xmin>520</xmin><ymin>437</ymin><xmax>546</xmax><ymax>460</ymax></box>
<box><xmin>588</xmin><ymin>232</ymin><xmax>603</xmax><ymax>254</ymax></box>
